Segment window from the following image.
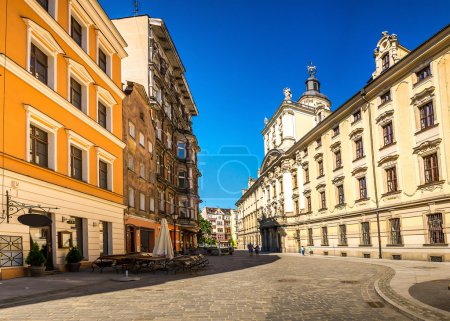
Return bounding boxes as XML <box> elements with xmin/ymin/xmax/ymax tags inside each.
<box><xmin>416</xmin><ymin>65</ymin><xmax>431</xmax><ymax>83</ymax></box>
<box><xmin>30</xmin><ymin>125</ymin><xmax>48</xmax><ymax>167</ymax></box>
<box><xmin>148</xmin><ymin>141</ymin><xmax>153</xmax><ymax>155</ymax></box>
<box><xmin>128</xmin><ymin>155</ymin><xmax>134</xmax><ymax>171</ymax></box>
<box><xmin>139</xmin><ymin>193</ymin><xmax>146</xmax><ymax>211</ymax></box>
<box><xmin>355</xmin><ymin>139</ymin><xmax>364</xmax><ymax>159</ymax></box>
<box><xmin>98</xmin><ymin>160</ymin><xmax>108</xmax><ymax>190</ymax></box>
<box><xmin>380</xmin><ymin>91</ymin><xmax>391</xmax><ymax>104</ymax></box>
<box><xmin>156</xmin><ymin>155</ymin><xmax>160</xmax><ymax>174</ymax></box>
<box><xmin>129</xmin><ymin>122</ymin><xmax>135</xmax><ymax>138</ymax></box>
<box><xmin>318</xmin><ymin>160</ymin><xmax>324</xmax><ymax>177</ymax></box>
<box><xmin>337</xmin><ymin>185</ymin><xmax>345</xmax><ymax>205</ymax></box>
<box><xmin>332</xmin><ymin>126</ymin><xmax>340</xmax><ymax>136</ymax></box>
<box><xmin>423</xmin><ymin>153</ymin><xmax>439</xmax><ymax>183</ymax></box>
<box><xmin>30</xmin><ymin>44</ymin><xmax>48</xmax><ymax>85</ymax></box>
<box><xmin>98</xmin><ymin>48</ymin><xmax>107</xmax><ymax>73</ymax></box>
<box><xmin>128</xmin><ymin>187</ymin><xmax>135</xmax><ymax>207</ymax></box>
<box><xmin>303</xmin><ymin>148</ymin><xmax>308</xmax><ymax>156</ymax></box>
<box><xmin>167</xmin><ymin>163</ymin><xmax>173</xmax><ymax>183</ymax></box>
<box><xmin>37</xmin><ymin>0</ymin><xmax>49</xmax><ymax>10</ymax></box>
<box><xmin>320</xmin><ymin>191</ymin><xmax>326</xmax><ymax>209</ymax></box>
<box><xmin>158</xmin><ymin>191</ymin><xmax>165</xmax><ymax>212</ymax></box>
<box><xmin>358</xmin><ymin>177</ymin><xmax>367</xmax><ymax>199</ymax></box>
<box><xmin>382</xmin><ymin>122</ymin><xmax>394</xmax><ymax>146</ymax></box>
<box><xmin>335</xmin><ymin>150</ymin><xmax>342</xmax><ymax>168</ymax></box>
<box><xmin>178</xmin><ymin>171</ymin><xmax>187</xmax><ymax>188</ymax></box>
<box><xmin>304</xmin><ymin>168</ymin><xmax>310</xmax><ymax>183</ymax></box>
<box><xmin>159</xmin><ymin>155</ymin><xmax>164</xmax><ymax>176</ymax></box>
<box><xmin>308</xmin><ymin>228</ymin><xmax>313</xmax><ymax>246</ymax></box>
<box><xmin>139</xmin><ymin>132</ymin><xmax>145</xmax><ymax>147</ymax></box>
<box><xmin>339</xmin><ymin>224</ymin><xmax>347</xmax><ymax>245</ymax></box>
<box><xmin>177</xmin><ymin>142</ymin><xmax>186</xmax><ymax>159</ymax></box>
<box><xmin>316</xmin><ymin>138</ymin><xmax>322</xmax><ymax>148</ymax></box>
<box><xmin>97</xmin><ymin>102</ymin><xmax>107</xmax><ymax>129</ymax></box>
<box><xmin>353</xmin><ymin>110</ymin><xmax>361</xmax><ymax>123</ymax></box>
<box><xmin>99</xmin><ymin>221</ymin><xmax>110</xmax><ymax>256</ymax></box>
<box><xmin>149</xmin><ymin>194</ymin><xmax>155</xmax><ymax>212</ymax></box>
<box><xmin>382</xmin><ymin>53</ymin><xmax>390</xmax><ymax>70</ymax></box>
<box><xmin>322</xmin><ymin>227</ymin><xmax>328</xmax><ymax>246</ymax></box>
<box><xmin>139</xmin><ymin>163</ymin><xmax>145</xmax><ymax>179</ymax></box>
<box><xmin>70</xmin><ymin>77</ymin><xmax>82</xmax><ymax>110</ymax></box>
<box><xmin>386</xmin><ymin>167</ymin><xmax>398</xmax><ymax>193</ymax></box>
<box><xmin>361</xmin><ymin>222</ymin><xmax>371</xmax><ymax>245</ymax></box>
<box><xmin>306</xmin><ymin>196</ymin><xmax>311</xmax><ymax>212</ymax></box>
<box><xmin>427</xmin><ymin>213</ymin><xmax>445</xmax><ymax>244</ymax></box>
<box><xmin>389</xmin><ymin>218</ymin><xmax>402</xmax><ymax>245</ymax></box>
<box><xmin>292</xmin><ymin>172</ymin><xmax>298</xmax><ymax>189</ymax></box>
<box><xmin>70</xmin><ymin>146</ymin><xmax>83</xmax><ymax>181</ymax></box>
<box><xmin>419</xmin><ymin>102</ymin><xmax>434</xmax><ymax>130</ymax></box>
<box><xmin>71</xmin><ymin>17</ymin><xmax>82</xmax><ymax>47</ymax></box>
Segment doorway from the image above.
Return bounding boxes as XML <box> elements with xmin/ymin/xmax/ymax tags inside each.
<box><xmin>140</xmin><ymin>228</ymin><xmax>155</xmax><ymax>253</ymax></box>
<box><xmin>29</xmin><ymin>214</ymin><xmax>53</xmax><ymax>270</ymax></box>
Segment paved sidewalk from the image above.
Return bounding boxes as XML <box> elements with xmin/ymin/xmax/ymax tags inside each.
<box><xmin>281</xmin><ymin>253</ymin><xmax>450</xmax><ymax>320</ymax></box>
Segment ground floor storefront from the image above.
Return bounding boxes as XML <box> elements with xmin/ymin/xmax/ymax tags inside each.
<box><xmin>0</xmin><ymin>171</ymin><xmax>125</xmax><ymax>280</ymax></box>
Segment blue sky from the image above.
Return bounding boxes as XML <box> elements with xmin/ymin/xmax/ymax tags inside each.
<box><xmin>100</xmin><ymin>0</ymin><xmax>450</xmax><ymax>209</ymax></box>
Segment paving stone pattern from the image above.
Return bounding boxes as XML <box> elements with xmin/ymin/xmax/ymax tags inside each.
<box><xmin>0</xmin><ymin>252</ymin><xmax>409</xmax><ymax>321</ymax></box>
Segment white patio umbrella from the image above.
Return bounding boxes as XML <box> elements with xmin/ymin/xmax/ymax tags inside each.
<box><xmin>152</xmin><ymin>218</ymin><xmax>174</xmax><ymax>259</ymax></box>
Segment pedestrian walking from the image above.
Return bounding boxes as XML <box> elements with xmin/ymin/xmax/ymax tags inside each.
<box><xmin>249</xmin><ymin>243</ymin><xmax>254</xmax><ymax>256</ymax></box>
<box><xmin>255</xmin><ymin>244</ymin><xmax>260</xmax><ymax>255</ymax></box>
<box><xmin>308</xmin><ymin>245</ymin><xmax>313</xmax><ymax>256</ymax></box>
<box><xmin>301</xmin><ymin>246</ymin><xmax>305</xmax><ymax>256</ymax></box>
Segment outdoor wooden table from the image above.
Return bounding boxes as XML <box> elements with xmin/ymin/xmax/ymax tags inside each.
<box><xmin>134</xmin><ymin>256</ymin><xmax>168</xmax><ymax>273</ymax></box>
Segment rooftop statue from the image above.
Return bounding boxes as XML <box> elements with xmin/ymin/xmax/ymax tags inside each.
<box><xmin>283</xmin><ymin>87</ymin><xmax>292</xmax><ymax>101</ymax></box>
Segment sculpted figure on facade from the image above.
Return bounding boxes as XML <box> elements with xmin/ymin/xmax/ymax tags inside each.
<box><xmin>283</xmin><ymin>87</ymin><xmax>292</xmax><ymax>101</ymax></box>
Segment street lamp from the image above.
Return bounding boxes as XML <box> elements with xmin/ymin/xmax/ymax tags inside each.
<box><xmin>172</xmin><ymin>211</ymin><xmax>179</xmax><ymax>255</ymax></box>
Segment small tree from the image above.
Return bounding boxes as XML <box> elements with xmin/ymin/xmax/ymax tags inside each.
<box><xmin>65</xmin><ymin>247</ymin><xmax>83</xmax><ymax>264</ymax></box>
<box><xmin>198</xmin><ymin>216</ymin><xmax>214</xmax><ymax>245</ymax></box>
<box><xmin>25</xmin><ymin>242</ymin><xmax>46</xmax><ymax>267</ymax></box>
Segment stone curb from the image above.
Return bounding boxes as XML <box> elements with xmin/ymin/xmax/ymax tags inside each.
<box><xmin>374</xmin><ymin>275</ymin><xmax>423</xmax><ymax>321</ymax></box>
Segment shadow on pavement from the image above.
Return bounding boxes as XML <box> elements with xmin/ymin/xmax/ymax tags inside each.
<box><xmin>408</xmin><ymin>279</ymin><xmax>450</xmax><ymax>312</ymax></box>
<box><xmin>0</xmin><ymin>251</ymin><xmax>279</xmax><ymax>309</ymax></box>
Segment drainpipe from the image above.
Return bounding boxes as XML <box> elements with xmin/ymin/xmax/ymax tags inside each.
<box><xmin>360</xmin><ymin>89</ymin><xmax>382</xmax><ymax>259</ymax></box>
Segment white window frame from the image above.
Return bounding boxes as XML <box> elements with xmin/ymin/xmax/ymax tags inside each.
<box><xmin>129</xmin><ymin>121</ymin><xmax>136</xmax><ymax>139</ymax></box>
<box><xmin>68</xmin><ymin>2</ymin><xmax>92</xmax><ymax>53</ymax></box>
<box><xmin>128</xmin><ymin>154</ymin><xmax>134</xmax><ymax>170</ymax></box>
<box><xmin>148</xmin><ymin>141</ymin><xmax>153</xmax><ymax>155</ymax></box>
<box><xmin>24</xmin><ymin>104</ymin><xmax>62</xmax><ymax>171</ymax></box>
<box><xmin>95</xmin><ymin>147</ymin><xmax>116</xmax><ymax>192</ymax></box>
<box><xmin>139</xmin><ymin>163</ymin><xmax>145</xmax><ymax>178</ymax></box>
<box><xmin>128</xmin><ymin>187</ymin><xmax>135</xmax><ymax>207</ymax></box>
<box><xmin>66</xmin><ymin>58</ymin><xmax>94</xmax><ymax>115</ymax></box>
<box><xmin>139</xmin><ymin>192</ymin><xmax>146</xmax><ymax>211</ymax></box>
<box><xmin>66</xmin><ymin>129</ymin><xmax>93</xmax><ymax>183</ymax></box>
<box><xmin>177</xmin><ymin>141</ymin><xmax>186</xmax><ymax>159</ymax></box>
<box><xmin>139</xmin><ymin>132</ymin><xmax>145</xmax><ymax>147</ymax></box>
<box><xmin>149</xmin><ymin>192</ymin><xmax>155</xmax><ymax>212</ymax></box>
<box><xmin>167</xmin><ymin>132</ymin><xmax>172</xmax><ymax>149</ymax></box>
<box><xmin>96</xmin><ymin>29</ymin><xmax>114</xmax><ymax>77</ymax></box>
<box><xmin>158</xmin><ymin>190</ymin><xmax>165</xmax><ymax>211</ymax></box>
<box><xmin>95</xmin><ymin>85</ymin><xmax>116</xmax><ymax>132</ymax></box>
<box><xmin>24</xmin><ymin>18</ymin><xmax>64</xmax><ymax>91</ymax></box>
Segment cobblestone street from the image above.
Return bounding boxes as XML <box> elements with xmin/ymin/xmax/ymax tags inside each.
<box><xmin>0</xmin><ymin>251</ymin><xmax>424</xmax><ymax>321</ymax></box>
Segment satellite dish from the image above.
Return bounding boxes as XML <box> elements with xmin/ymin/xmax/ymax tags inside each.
<box><xmin>18</xmin><ymin>214</ymin><xmax>52</xmax><ymax>227</ymax></box>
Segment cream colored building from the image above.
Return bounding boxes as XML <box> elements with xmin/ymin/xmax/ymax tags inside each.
<box><xmin>236</xmin><ymin>26</ymin><xmax>450</xmax><ymax>261</ymax></box>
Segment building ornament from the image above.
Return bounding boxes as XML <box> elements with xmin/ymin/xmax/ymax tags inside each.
<box><xmin>303</xmin><ymin>189</ymin><xmax>311</xmax><ymax>197</ymax></box>
<box><xmin>351</xmin><ymin>166</ymin><xmax>368</xmax><ymax>177</ymax></box>
<box><xmin>283</xmin><ymin>87</ymin><xmax>292</xmax><ymax>101</ymax></box>
<box><xmin>377</xmin><ymin>154</ymin><xmax>399</xmax><ymax>168</ymax></box>
<box><xmin>330</xmin><ymin>141</ymin><xmax>341</xmax><ymax>153</ymax></box>
<box><xmin>315</xmin><ymin>183</ymin><xmax>326</xmax><ymax>191</ymax></box>
<box><xmin>313</xmin><ymin>152</ymin><xmax>323</xmax><ymax>161</ymax></box>
<box><xmin>349</xmin><ymin>127</ymin><xmax>364</xmax><ymax>141</ymax></box>
<box><xmin>332</xmin><ymin>175</ymin><xmax>345</xmax><ymax>185</ymax></box>
<box><xmin>295</xmin><ymin>150</ymin><xmax>302</xmax><ymax>165</ymax></box>
<box><xmin>413</xmin><ymin>138</ymin><xmax>441</xmax><ymax>156</ymax></box>
<box><xmin>410</xmin><ymin>86</ymin><xmax>435</xmax><ymax>107</ymax></box>
<box><xmin>375</xmin><ymin>109</ymin><xmax>394</xmax><ymax>125</ymax></box>
<box><xmin>274</xmin><ymin>166</ymin><xmax>282</xmax><ymax>178</ymax></box>
<box><xmin>281</xmin><ymin>159</ymin><xmax>293</xmax><ymax>173</ymax></box>
<box><xmin>301</xmin><ymin>160</ymin><xmax>309</xmax><ymax>169</ymax></box>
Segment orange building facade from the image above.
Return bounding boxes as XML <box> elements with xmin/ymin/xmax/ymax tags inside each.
<box><xmin>0</xmin><ymin>0</ymin><xmax>128</xmax><ymax>279</ymax></box>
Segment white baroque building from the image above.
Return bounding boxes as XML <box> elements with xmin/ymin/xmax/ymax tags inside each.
<box><xmin>236</xmin><ymin>26</ymin><xmax>450</xmax><ymax>262</ymax></box>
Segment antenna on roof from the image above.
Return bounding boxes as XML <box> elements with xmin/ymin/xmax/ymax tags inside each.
<box><xmin>133</xmin><ymin>0</ymin><xmax>139</xmax><ymax>16</ymax></box>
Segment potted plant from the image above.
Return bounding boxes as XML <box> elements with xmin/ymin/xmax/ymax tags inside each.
<box><xmin>65</xmin><ymin>247</ymin><xmax>83</xmax><ymax>272</ymax></box>
<box><xmin>26</xmin><ymin>242</ymin><xmax>46</xmax><ymax>276</ymax></box>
